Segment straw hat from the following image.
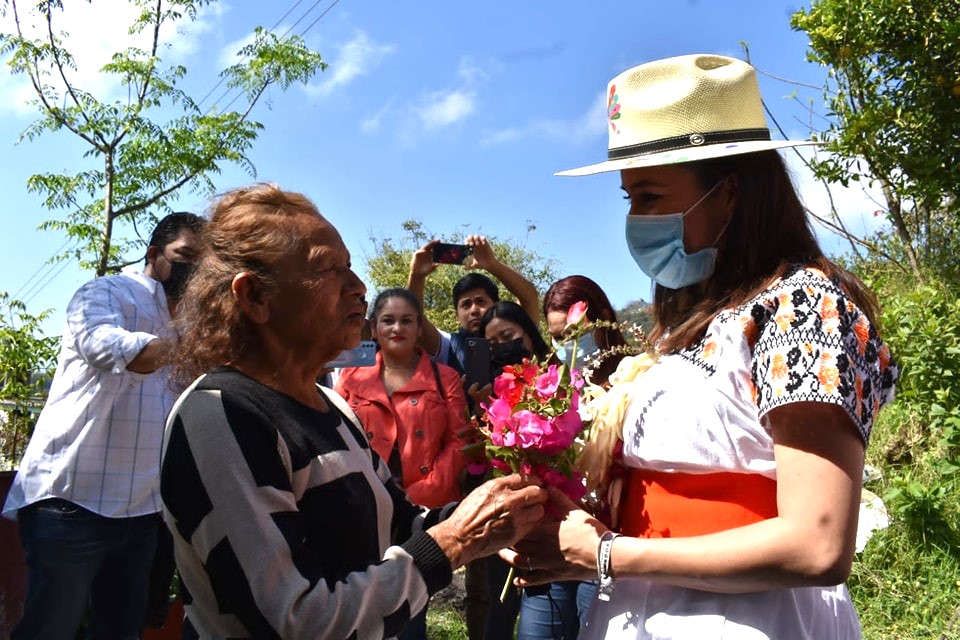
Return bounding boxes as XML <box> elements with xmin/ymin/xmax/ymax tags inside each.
<box><xmin>557</xmin><ymin>54</ymin><xmax>818</xmax><ymax>176</ymax></box>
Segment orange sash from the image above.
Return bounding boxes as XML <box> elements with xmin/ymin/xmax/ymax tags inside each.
<box><xmin>619</xmin><ymin>468</ymin><xmax>778</xmax><ymax>538</ymax></box>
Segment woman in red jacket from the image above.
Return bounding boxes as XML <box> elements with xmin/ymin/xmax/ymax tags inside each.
<box><xmin>336</xmin><ymin>287</ymin><xmax>468</xmax><ymax>510</ymax></box>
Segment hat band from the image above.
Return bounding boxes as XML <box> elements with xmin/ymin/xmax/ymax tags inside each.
<box><xmin>608</xmin><ymin>128</ymin><xmax>771</xmax><ymax>160</ymax></box>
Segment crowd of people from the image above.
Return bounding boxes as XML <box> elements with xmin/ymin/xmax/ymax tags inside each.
<box><xmin>2</xmin><ymin>52</ymin><xmax>898</xmax><ymax>640</ymax></box>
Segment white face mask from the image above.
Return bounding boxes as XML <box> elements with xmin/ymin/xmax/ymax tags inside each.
<box><xmin>624</xmin><ymin>180</ymin><xmax>727</xmax><ymax>289</ymax></box>
<box><xmin>551</xmin><ymin>332</ymin><xmax>599</xmax><ymax>368</ymax></box>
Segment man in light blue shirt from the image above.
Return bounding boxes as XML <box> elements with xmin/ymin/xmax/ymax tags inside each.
<box><xmin>3</xmin><ymin>212</ymin><xmax>203</xmax><ymax>640</ymax></box>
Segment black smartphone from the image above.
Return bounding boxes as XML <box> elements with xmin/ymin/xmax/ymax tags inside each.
<box><xmin>432</xmin><ymin>242</ymin><xmax>474</xmax><ymax>265</ymax></box>
<box><xmin>463</xmin><ymin>337</ymin><xmax>491</xmax><ymax>389</ymax></box>
<box><xmin>323</xmin><ymin>340</ymin><xmax>377</xmax><ymax>368</ymax></box>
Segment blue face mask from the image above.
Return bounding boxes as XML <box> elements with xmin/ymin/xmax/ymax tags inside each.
<box><xmin>552</xmin><ymin>332</ymin><xmax>598</xmax><ymax>368</ymax></box>
<box><xmin>624</xmin><ymin>181</ymin><xmax>726</xmax><ymax>290</ymax></box>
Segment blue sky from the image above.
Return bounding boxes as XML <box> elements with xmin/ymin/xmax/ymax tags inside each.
<box><xmin>0</xmin><ymin>0</ymin><xmax>887</xmax><ymax>336</ymax></box>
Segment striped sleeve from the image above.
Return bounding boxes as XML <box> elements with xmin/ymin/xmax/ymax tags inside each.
<box><xmin>161</xmin><ymin>380</ymin><xmax>452</xmax><ymax>639</ymax></box>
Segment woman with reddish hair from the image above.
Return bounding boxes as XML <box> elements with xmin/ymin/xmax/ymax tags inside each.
<box><xmin>542</xmin><ymin>275</ymin><xmax>628</xmax><ymax>387</ymax></box>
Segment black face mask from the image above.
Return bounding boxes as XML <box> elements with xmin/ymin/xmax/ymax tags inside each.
<box><xmin>161</xmin><ymin>260</ymin><xmax>195</xmax><ymax>300</ymax></box>
<box><xmin>490</xmin><ymin>337</ymin><xmax>531</xmax><ymax>371</ymax></box>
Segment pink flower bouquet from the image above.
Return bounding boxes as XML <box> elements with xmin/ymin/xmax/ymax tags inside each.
<box><xmin>478</xmin><ymin>301</ymin><xmax>592</xmax><ymax>503</ymax></box>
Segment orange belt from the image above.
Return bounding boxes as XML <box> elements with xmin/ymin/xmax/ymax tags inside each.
<box><xmin>619</xmin><ymin>468</ymin><xmax>778</xmax><ymax>538</ymax></box>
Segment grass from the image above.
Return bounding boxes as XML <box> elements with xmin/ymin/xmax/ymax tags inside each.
<box><xmin>426</xmin><ymin>605</ymin><xmax>468</xmax><ymax>640</ymax></box>
<box><xmin>849</xmin><ymin>403</ymin><xmax>960</xmax><ymax>639</ymax></box>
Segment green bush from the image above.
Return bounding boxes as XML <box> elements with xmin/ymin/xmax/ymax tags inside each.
<box><xmin>848</xmin><ymin>277</ymin><xmax>960</xmax><ymax>639</ymax></box>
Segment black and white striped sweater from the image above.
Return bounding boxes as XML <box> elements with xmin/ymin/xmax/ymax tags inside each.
<box><xmin>160</xmin><ymin>368</ymin><xmax>454</xmax><ymax>639</ymax></box>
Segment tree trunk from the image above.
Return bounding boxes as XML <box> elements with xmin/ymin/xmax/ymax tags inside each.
<box><xmin>96</xmin><ymin>152</ymin><xmax>116</xmax><ymax>277</ymax></box>
<box><xmin>879</xmin><ymin>179</ymin><xmax>925</xmax><ymax>284</ymax></box>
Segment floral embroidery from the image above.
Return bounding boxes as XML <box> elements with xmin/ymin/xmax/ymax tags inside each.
<box><xmin>702</xmin><ymin>339</ymin><xmax>717</xmax><ymax>360</ymax></box>
<box><xmin>774</xmin><ymin>293</ymin><xmax>795</xmax><ymax>333</ymax></box>
<box><xmin>820</xmin><ymin>295</ymin><xmax>841</xmax><ymax>334</ymax></box>
<box><xmin>672</xmin><ymin>267</ymin><xmax>897</xmax><ymax>444</ymax></box>
<box><xmin>608</xmin><ymin>84</ymin><xmax>621</xmax><ymax>133</ymax></box>
<box><xmin>853</xmin><ymin>315</ymin><xmax>871</xmax><ymax>355</ymax></box>
<box><xmin>748</xmin><ymin>267</ymin><xmax>898</xmax><ymax>443</ymax></box>
<box><xmin>818</xmin><ymin>352</ymin><xmax>840</xmax><ymax>395</ymax></box>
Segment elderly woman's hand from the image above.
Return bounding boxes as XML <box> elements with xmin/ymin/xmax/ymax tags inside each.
<box><xmin>428</xmin><ymin>473</ymin><xmax>548</xmax><ymax>570</ymax></box>
<box><xmin>499</xmin><ymin>485</ymin><xmax>607</xmax><ymax>587</ymax></box>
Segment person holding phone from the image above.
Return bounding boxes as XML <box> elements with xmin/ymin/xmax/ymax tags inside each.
<box><xmin>407</xmin><ymin>235</ymin><xmax>541</xmax><ymax>377</ymax></box>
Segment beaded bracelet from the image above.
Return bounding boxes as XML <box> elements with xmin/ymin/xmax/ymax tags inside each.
<box><xmin>596</xmin><ymin>530</ymin><xmax>621</xmax><ymax>601</ymax></box>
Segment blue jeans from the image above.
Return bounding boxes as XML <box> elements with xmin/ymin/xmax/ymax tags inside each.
<box><xmin>13</xmin><ymin>498</ymin><xmax>160</xmax><ymax>640</ymax></box>
<box><xmin>517</xmin><ymin>581</ymin><xmax>598</xmax><ymax>640</ymax></box>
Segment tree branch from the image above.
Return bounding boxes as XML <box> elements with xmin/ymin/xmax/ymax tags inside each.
<box><xmin>42</xmin><ymin>1</ymin><xmax>108</xmax><ymax>148</ymax></box>
<box><xmin>113</xmin><ymin>80</ymin><xmax>271</xmax><ymax>219</ymax></box>
<box><xmin>112</xmin><ymin>0</ymin><xmax>162</xmax><ymax>148</ymax></box>
<box><xmin>10</xmin><ymin>0</ymin><xmax>102</xmax><ymax>150</ymax></box>
<box><xmin>804</xmin><ymin>207</ymin><xmax>908</xmax><ymax>272</ymax></box>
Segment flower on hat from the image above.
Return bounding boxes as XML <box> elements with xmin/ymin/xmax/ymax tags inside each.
<box><xmin>607</xmin><ymin>84</ymin><xmax>621</xmax><ymax>133</ymax></box>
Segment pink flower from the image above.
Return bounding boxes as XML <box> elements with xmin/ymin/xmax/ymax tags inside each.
<box><xmin>485</xmin><ymin>398</ymin><xmax>514</xmax><ymax>430</ymax></box>
<box><xmin>467</xmin><ymin>460</ymin><xmax>490</xmax><ymax>475</ymax></box>
<box><xmin>513</xmin><ymin>410</ymin><xmax>551</xmax><ymax>450</ymax></box>
<box><xmin>570</xmin><ymin>369</ymin><xmax>584</xmax><ymax>390</ymax></box>
<box><xmin>535</xmin><ymin>364</ymin><xmax>561</xmax><ymax>399</ymax></box>
<box><xmin>490</xmin><ymin>458</ymin><xmax>512</xmax><ymax>474</ymax></box>
<box><xmin>553</xmin><ymin>406</ymin><xmax>583</xmax><ymax>441</ymax></box>
<box><xmin>565</xmin><ymin>301</ymin><xmax>589</xmax><ymax>330</ymax></box>
<box><xmin>519</xmin><ymin>461</ymin><xmax>534</xmax><ymax>476</ymax></box>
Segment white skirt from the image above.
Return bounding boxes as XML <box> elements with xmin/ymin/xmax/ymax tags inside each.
<box><xmin>579</xmin><ymin>579</ymin><xmax>862</xmax><ymax>640</ymax></box>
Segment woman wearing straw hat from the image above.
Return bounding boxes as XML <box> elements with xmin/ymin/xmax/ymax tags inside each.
<box><xmin>501</xmin><ymin>54</ymin><xmax>899</xmax><ymax>639</ymax></box>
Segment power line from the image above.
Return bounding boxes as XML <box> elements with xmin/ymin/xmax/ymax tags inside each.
<box><xmin>278</xmin><ymin>0</ymin><xmax>327</xmax><ymax>39</ymax></box>
<box><xmin>197</xmin><ymin>0</ymin><xmax>320</xmax><ymax>111</ymax></box>
<box><xmin>10</xmin><ymin>237</ymin><xmax>77</xmax><ymax>301</ymax></box>
<box><xmin>299</xmin><ymin>0</ymin><xmax>343</xmax><ymax>36</ymax></box>
<box><xmin>22</xmin><ymin>252</ymin><xmax>80</xmax><ymax>308</ymax></box>
<box><xmin>205</xmin><ymin>0</ymin><xmax>341</xmax><ymax>114</ymax></box>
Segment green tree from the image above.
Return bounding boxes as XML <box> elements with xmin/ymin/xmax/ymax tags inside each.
<box><xmin>616</xmin><ymin>299</ymin><xmax>654</xmax><ymax>335</ymax></box>
<box><xmin>791</xmin><ymin>0</ymin><xmax>960</xmax><ymax>283</ymax></box>
<box><xmin>364</xmin><ymin>220</ymin><xmax>558</xmax><ymax>332</ymax></box>
<box><xmin>0</xmin><ymin>294</ymin><xmax>59</xmax><ymax>469</ymax></box>
<box><xmin>1</xmin><ymin>0</ymin><xmax>326</xmax><ymax>275</ymax></box>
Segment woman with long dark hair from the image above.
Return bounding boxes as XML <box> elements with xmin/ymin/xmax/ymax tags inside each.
<box><xmin>504</xmin><ymin>54</ymin><xmax>898</xmax><ymax>640</ymax></box>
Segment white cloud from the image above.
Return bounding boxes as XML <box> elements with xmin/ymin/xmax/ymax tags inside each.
<box><xmin>480</xmin><ymin>91</ymin><xmax>606</xmax><ymax>147</ymax></box>
<box><xmin>456</xmin><ymin>56</ymin><xmax>489</xmax><ymax>85</ymax></box>
<box><xmin>360</xmin><ymin>99</ymin><xmax>394</xmax><ymax>134</ymax></box>
<box><xmin>0</xmin><ymin>0</ymin><xmax>223</xmax><ymax>116</ymax></box>
<box><xmin>304</xmin><ymin>31</ymin><xmax>395</xmax><ymax>98</ymax></box>
<box><xmin>360</xmin><ymin>54</ymin><xmax>489</xmax><ymax>143</ymax></box>
<box><xmin>218</xmin><ymin>31</ymin><xmax>258</xmax><ymax>69</ymax></box>
<box><xmin>416</xmin><ymin>89</ymin><xmax>476</xmax><ymax>129</ymax></box>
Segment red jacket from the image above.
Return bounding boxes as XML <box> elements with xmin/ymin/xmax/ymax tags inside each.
<box><xmin>335</xmin><ymin>350</ymin><xmax>468</xmax><ymax>508</ymax></box>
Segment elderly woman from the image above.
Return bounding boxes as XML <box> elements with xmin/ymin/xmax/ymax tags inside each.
<box><xmin>160</xmin><ymin>184</ymin><xmax>547</xmax><ymax>639</ymax></box>
<box><xmin>503</xmin><ymin>55</ymin><xmax>898</xmax><ymax>640</ymax></box>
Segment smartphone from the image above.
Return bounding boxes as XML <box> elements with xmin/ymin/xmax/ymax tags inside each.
<box><xmin>463</xmin><ymin>337</ymin><xmax>491</xmax><ymax>389</ymax></box>
<box><xmin>432</xmin><ymin>242</ymin><xmax>474</xmax><ymax>265</ymax></box>
<box><xmin>324</xmin><ymin>340</ymin><xmax>377</xmax><ymax>368</ymax></box>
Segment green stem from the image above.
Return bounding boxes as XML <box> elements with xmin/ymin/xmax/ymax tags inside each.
<box><xmin>499</xmin><ymin>566</ymin><xmax>516</xmax><ymax>603</ymax></box>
